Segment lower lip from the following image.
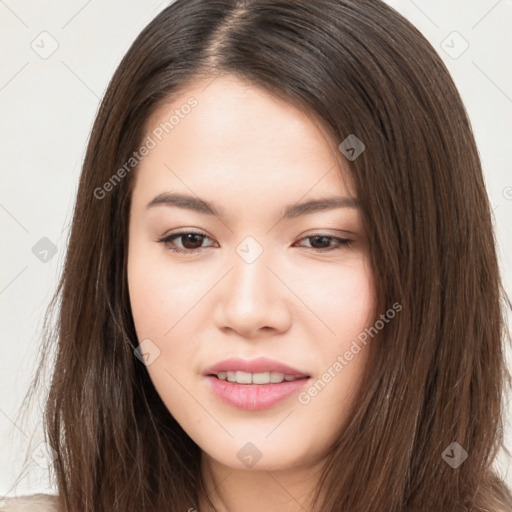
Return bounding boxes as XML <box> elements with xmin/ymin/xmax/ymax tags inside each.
<box><xmin>205</xmin><ymin>375</ymin><xmax>310</xmax><ymax>411</ymax></box>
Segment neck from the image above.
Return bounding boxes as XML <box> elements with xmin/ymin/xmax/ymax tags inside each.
<box><xmin>197</xmin><ymin>452</ymin><xmax>325</xmax><ymax>512</ymax></box>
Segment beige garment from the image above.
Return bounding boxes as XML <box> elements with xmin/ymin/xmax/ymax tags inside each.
<box><xmin>0</xmin><ymin>495</ymin><xmax>59</xmax><ymax>512</ymax></box>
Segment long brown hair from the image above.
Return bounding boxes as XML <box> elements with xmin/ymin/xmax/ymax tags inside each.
<box><xmin>25</xmin><ymin>0</ymin><xmax>512</xmax><ymax>510</ymax></box>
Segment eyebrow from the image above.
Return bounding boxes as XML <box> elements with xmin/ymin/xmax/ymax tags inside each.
<box><xmin>145</xmin><ymin>192</ymin><xmax>359</xmax><ymax>219</ymax></box>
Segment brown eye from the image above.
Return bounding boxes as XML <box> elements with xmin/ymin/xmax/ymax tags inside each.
<box><xmin>177</xmin><ymin>233</ymin><xmax>206</xmax><ymax>250</ymax></box>
<box><xmin>296</xmin><ymin>235</ymin><xmax>353</xmax><ymax>252</ymax></box>
<box><xmin>158</xmin><ymin>231</ymin><xmax>215</xmax><ymax>254</ymax></box>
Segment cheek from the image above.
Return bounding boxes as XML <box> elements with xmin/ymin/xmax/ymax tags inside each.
<box><xmin>293</xmin><ymin>257</ymin><xmax>375</xmax><ymax>342</ymax></box>
<box><xmin>127</xmin><ymin>254</ymin><xmax>201</xmax><ymax>411</ymax></box>
<box><xmin>291</xmin><ymin>259</ymin><xmax>374</xmax><ymax>415</ymax></box>
<box><xmin>128</xmin><ymin>245</ymin><xmax>375</xmax><ymax>363</ymax></box>
<box><xmin>127</xmin><ymin>262</ymin><xmax>165</xmax><ymax>340</ymax></box>
<box><xmin>127</xmin><ymin>242</ymin><xmax>204</xmax><ymax>341</ymax></box>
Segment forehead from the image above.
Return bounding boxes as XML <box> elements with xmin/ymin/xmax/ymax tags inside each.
<box><xmin>134</xmin><ymin>75</ymin><xmax>355</xmax><ymax>202</ymax></box>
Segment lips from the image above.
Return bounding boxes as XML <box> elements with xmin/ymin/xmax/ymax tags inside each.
<box><xmin>203</xmin><ymin>357</ymin><xmax>309</xmax><ymax>378</ymax></box>
<box><xmin>205</xmin><ymin>376</ymin><xmax>309</xmax><ymax>410</ymax></box>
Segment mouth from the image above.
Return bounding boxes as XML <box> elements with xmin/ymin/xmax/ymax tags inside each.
<box><xmin>203</xmin><ymin>357</ymin><xmax>311</xmax><ymax>410</ymax></box>
<box><xmin>203</xmin><ymin>356</ymin><xmax>310</xmax><ymax>379</ymax></box>
<box><xmin>209</xmin><ymin>371</ymin><xmax>307</xmax><ymax>384</ymax></box>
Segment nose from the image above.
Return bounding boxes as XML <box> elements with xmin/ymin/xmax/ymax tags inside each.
<box><xmin>213</xmin><ymin>247</ymin><xmax>293</xmax><ymax>339</ymax></box>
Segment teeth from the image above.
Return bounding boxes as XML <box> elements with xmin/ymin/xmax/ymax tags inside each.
<box><xmin>236</xmin><ymin>371</ymin><xmax>252</xmax><ymax>384</ymax></box>
<box><xmin>268</xmin><ymin>372</ymin><xmax>282</xmax><ymax>384</ymax></box>
<box><xmin>216</xmin><ymin>371</ymin><xmax>301</xmax><ymax>384</ymax></box>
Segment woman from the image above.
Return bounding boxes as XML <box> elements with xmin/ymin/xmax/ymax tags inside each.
<box><xmin>3</xmin><ymin>0</ymin><xmax>511</xmax><ymax>510</ymax></box>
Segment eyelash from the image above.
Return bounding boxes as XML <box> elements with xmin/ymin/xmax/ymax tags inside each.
<box><xmin>157</xmin><ymin>230</ymin><xmax>353</xmax><ymax>254</ymax></box>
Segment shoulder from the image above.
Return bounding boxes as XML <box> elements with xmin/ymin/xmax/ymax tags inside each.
<box><xmin>0</xmin><ymin>495</ymin><xmax>59</xmax><ymax>512</ymax></box>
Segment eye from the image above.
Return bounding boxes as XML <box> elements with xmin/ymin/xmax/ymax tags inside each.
<box><xmin>295</xmin><ymin>234</ymin><xmax>353</xmax><ymax>252</ymax></box>
<box><xmin>158</xmin><ymin>230</ymin><xmax>216</xmax><ymax>254</ymax></box>
<box><xmin>157</xmin><ymin>231</ymin><xmax>353</xmax><ymax>255</ymax></box>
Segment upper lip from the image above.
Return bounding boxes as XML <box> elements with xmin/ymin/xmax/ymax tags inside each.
<box><xmin>203</xmin><ymin>357</ymin><xmax>310</xmax><ymax>377</ymax></box>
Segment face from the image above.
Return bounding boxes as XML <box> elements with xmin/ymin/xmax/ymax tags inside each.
<box><xmin>127</xmin><ymin>75</ymin><xmax>375</xmax><ymax>472</ymax></box>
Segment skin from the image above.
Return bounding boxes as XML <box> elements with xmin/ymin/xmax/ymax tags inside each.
<box><xmin>127</xmin><ymin>75</ymin><xmax>375</xmax><ymax>512</ymax></box>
